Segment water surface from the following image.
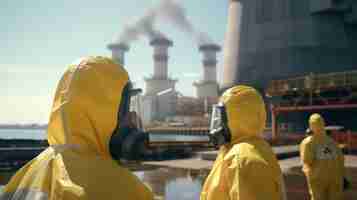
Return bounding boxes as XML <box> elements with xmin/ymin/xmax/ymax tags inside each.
<box><xmin>135</xmin><ymin>168</ymin><xmax>209</xmax><ymax>200</ymax></box>
<box><xmin>0</xmin><ymin>168</ymin><xmax>209</xmax><ymax>199</ymax></box>
<box><xmin>0</xmin><ymin>129</ymin><xmax>46</xmax><ymax>140</ymax></box>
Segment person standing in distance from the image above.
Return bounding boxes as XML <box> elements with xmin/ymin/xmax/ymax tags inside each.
<box><xmin>300</xmin><ymin>113</ymin><xmax>345</xmax><ymax>200</ymax></box>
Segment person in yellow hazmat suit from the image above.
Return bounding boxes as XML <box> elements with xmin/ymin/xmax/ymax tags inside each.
<box><xmin>300</xmin><ymin>113</ymin><xmax>345</xmax><ymax>200</ymax></box>
<box><xmin>201</xmin><ymin>85</ymin><xmax>287</xmax><ymax>200</ymax></box>
<box><xmin>0</xmin><ymin>56</ymin><xmax>154</xmax><ymax>200</ymax></box>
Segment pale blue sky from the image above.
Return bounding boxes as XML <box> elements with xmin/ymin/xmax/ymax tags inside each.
<box><xmin>1</xmin><ymin>0</ymin><xmax>229</xmax><ymax>124</ymax></box>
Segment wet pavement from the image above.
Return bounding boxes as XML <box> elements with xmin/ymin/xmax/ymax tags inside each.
<box><xmin>134</xmin><ymin>155</ymin><xmax>357</xmax><ymax>200</ymax></box>
<box><xmin>135</xmin><ymin>168</ymin><xmax>209</xmax><ymax>200</ymax></box>
<box><xmin>1</xmin><ymin>155</ymin><xmax>357</xmax><ymax>199</ymax></box>
<box><xmin>281</xmin><ymin>156</ymin><xmax>357</xmax><ymax>200</ymax></box>
<box><xmin>199</xmin><ymin>145</ymin><xmax>299</xmax><ymax>161</ymax></box>
<box><xmin>136</xmin><ymin>155</ymin><xmax>357</xmax><ymax>200</ymax></box>
<box><xmin>143</xmin><ymin>158</ymin><xmax>213</xmax><ymax>170</ymax></box>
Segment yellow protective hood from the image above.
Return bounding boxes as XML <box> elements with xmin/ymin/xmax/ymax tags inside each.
<box><xmin>2</xmin><ymin>57</ymin><xmax>155</xmax><ymax>199</ymax></box>
<box><xmin>220</xmin><ymin>85</ymin><xmax>266</xmax><ymax>144</ymax></box>
<box><xmin>309</xmin><ymin>113</ymin><xmax>326</xmax><ymax>136</ymax></box>
<box><xmin>47</xmin><ymin>56</ymin><xmax>129</xmax><ymax>158</ymax></box>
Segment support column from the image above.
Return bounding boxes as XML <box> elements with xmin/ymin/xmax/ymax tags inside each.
<box><xmin>271</xmin><ymin>104</ymin><xmax>280</xmax><ymax>142</ymax></box>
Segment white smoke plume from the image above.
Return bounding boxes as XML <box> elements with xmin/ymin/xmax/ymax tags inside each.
<box><xmin>157</xmin><ymin>0</ymin><xmax>213</xmax><ymax>45</ymax></box>
<box><xmin>117</xmin><ymin>9</ymin><xmax>166</xmax><ymax>43</ymax></box>
<box><xmin>117</xmin><ymin>0</ymin><xmax>213</xmax><ymax>45</ymax></box>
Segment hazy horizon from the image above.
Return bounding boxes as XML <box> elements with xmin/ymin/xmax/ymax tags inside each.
<box><xmin>1</xmin><ymin>0</ymin><xmax>229</xmax><ymax>124</ymax></box>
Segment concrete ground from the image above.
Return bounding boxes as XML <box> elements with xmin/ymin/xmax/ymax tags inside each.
<box><xmin>1</xmin><ymin>144</ymin><xmax>356</xmax><ymax>199</ymax></box>
<box><xmin>142</xmin><ymin>155</ymin><xmax>357</xmax><ymax>200</ymax></box>
<box><xmin>280</xmin><ymin>156</ymin><xmax>357</xmax><ymax>200</ymax></box>
<box><xmin>198</xmin><ymin>145</ymin><xmax>299</xmax><ymax>161</ymax></box>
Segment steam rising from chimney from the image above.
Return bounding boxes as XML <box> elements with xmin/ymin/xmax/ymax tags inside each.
<box><xmin>118</xmin><ymin>9</ymin><xmax>166</xmax><ymax>44</ymax></box>
<box><xmin>158</xmin><ymin>0</ymin><xmax>213</xmax><ymax>45</ymax></box>
<box><xmin>116</xmin><ymin>0</ymin><xmax>213</xmax><ymax>45</ymax></box>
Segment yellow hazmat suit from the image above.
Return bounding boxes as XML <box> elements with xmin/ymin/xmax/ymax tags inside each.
<box><xmin>300</xmin><ymin>113</ymin><xmax>344</xmax><ymax>200</ymax></box>
<box><xmin>1</xmin><ymin>57</ymin><xmax>153</xmax><ymax>200</ymax></box>
<box><xmin>201</xmin><ymin>85</ymin><xmax>286</xmax><ymax>200</ymax></box>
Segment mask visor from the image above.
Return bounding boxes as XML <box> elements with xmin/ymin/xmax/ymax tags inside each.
<box><xmin>209</xmin><ymin>103</ymin><xmax>225</xmax><ymax>135</ymax></box>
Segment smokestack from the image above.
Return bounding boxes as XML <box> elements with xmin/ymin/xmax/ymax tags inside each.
<box><xmin>199</xmin><ymin>44</ymin><xmax>221</xmax><ymax>82</ymax></box>
<box><xmin>107</xmin><ymin>42</ymin><xmax>130</xmax><ymax>65</ymax></box>
<box><xmin>150</xmin><ymin>37</ymin><xmax>173</xmax><ymax>79</ymax></box>
<box><xmin>193</xmin><ymin>43</ymin><xmax>221</xmax><ymax>98</ymax></box>
<box><xmin>221</xmin><ymin>0</ymin><xmax>241</xmax><ymax>90</ymax></box>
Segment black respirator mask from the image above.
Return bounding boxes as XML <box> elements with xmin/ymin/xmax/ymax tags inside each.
<box><xmin>109</xmin><ymin>82</ymin><xmax>147</xmax><ymax>161</ymax></box>
<box><xmin>209</xmin><ymin>103</ymin><xmax>231</xmax><ymax>148</ymax></box>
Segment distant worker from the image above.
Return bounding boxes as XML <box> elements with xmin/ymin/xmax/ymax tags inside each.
<box><xmin>0</xmin><ymin>57</ymin><xmax>153</xmax><ymax>200</ymax></box>
<box><xmin>300</xmin><ymin>113</ymin><xmax>345</xmax><ymax>200</ymax></box>
<box><xmin>201</xmin><ymin>85</ymin><xmax>286</xmax><ymax>200</ymax></box>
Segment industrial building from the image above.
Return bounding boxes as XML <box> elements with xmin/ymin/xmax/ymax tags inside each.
<box><xmin>143</xmin><ymin>37</ymin><xmax>178</xmax><ymax>122</ymax></box>
<box><xmin>267</xmin><ymin>71</ymin><xmax>357</xmax><ymax>139</ymax></box>
<box><xmin>107</xmin><ymin>37</ymin><xmax>221</xmax><ymax>126</ymax></box>
<box><xmin>223</xmin><ymin>0</ymin><xmax>357</xmax><ymax>91</ymax></box>
<box><xmin>108</xmin><ymin>37</ymin><xmax>178</xmax><ymax>124</ymax></box>
<box><xmin>222</xmin><ymin>0</ymin><xmax>357</xmax><ymax>138</ymax></box>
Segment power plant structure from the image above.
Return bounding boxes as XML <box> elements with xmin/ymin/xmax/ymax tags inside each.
<box><xmin>223</xmin><ymin>0</ymin><xmax>357</xmax><ymax>137</ymax></box>
<box><xmin>193</xmin><ymin>44</ymin><xmax>221</xmax><ymax>98</ymax></box>
<box><xmin>108</xmin><ymin>37</ymin><xmax>221</xmax><ymax>125</ymax></box>
<box><xmin>145</xmin><ymin>38</ymin><xmax>177</xmax><ymax>96</ymax></box>
<box><xmin>223</xmin><ymin>0</ymin><xmax>357</xmax><ymax>91</ymax></box>
<box><xmin>143</xmin><ymin>37</ymin><xmax>178</xmax><ymax>122</ymax></box>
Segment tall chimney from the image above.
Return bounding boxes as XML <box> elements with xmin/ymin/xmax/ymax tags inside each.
<box><xmin>194</xmin><ymin>43</ymin><xmax>221</xmax><ymax>98</ymax></box>
<box><xmin>221</xmin><ymin>0</ymin><xmax>241</xmax><ymax>91</ymax></box>
<box><xmin>145</xmin><ymin>37</ymin><xmax>177</xmax><ymax>121</ymax></box>
<box><xmin>107</xmin><ymin>42</ymin><xmax>130</xmax><ymax>65</ymax></box>
<box><xmin>149</xmin><ymin>38</ymin><xmax>173</xmax><ymax>79</ymax></box>
<box><xmin>199</xmin><ymin>44</ymin><xmax>221</xmax><ymax>82</ymax></box>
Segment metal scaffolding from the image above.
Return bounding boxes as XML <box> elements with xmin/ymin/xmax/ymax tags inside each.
<box><xmin>267</xmin><ymin>70</ymin><xmax>357</xmax><ymax>141</ymax></box>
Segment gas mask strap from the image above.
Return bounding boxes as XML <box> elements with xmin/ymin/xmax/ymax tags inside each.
<box><xmin>109</xmin><ymin>82</ymin><xmax>131</xmax><ymax>160</ymax></box>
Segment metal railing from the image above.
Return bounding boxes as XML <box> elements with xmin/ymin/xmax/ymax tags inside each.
<box><xmin>267</xmin><ymin>70</ymin><xmax>357</xmax><ymax>96</ymax></box>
